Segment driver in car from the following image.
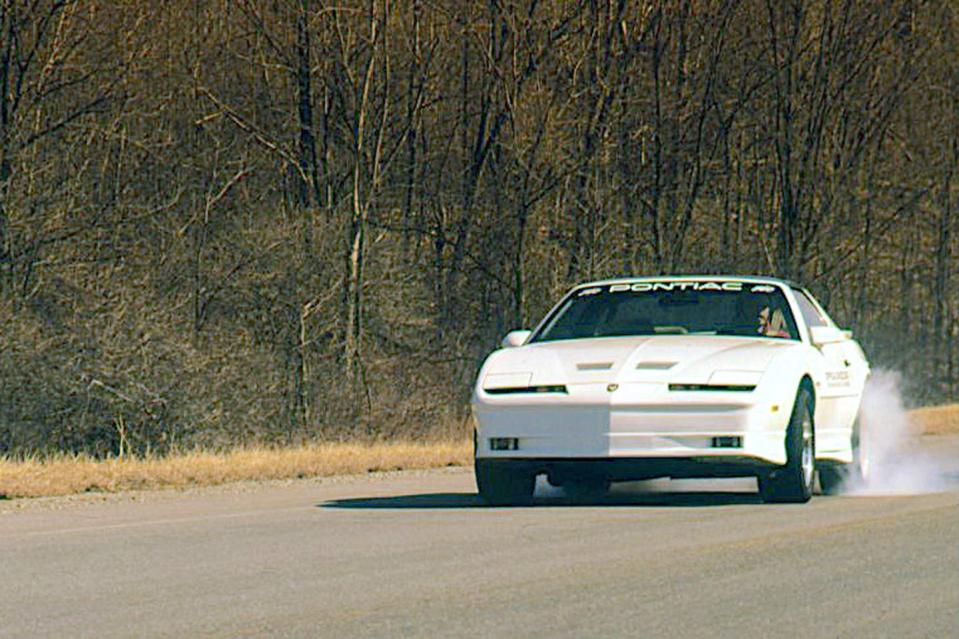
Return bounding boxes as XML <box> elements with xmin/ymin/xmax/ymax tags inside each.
<box><xmin>758</xmin><ymin>305</ymin><xmax>791</xmax><ymax>338</ymax></box>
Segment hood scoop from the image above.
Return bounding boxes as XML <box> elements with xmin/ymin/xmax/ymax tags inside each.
<box><xmin>576</xmin><ymin>362</ymin><xmax>614</xmax><ymax>371</ymax></box>
<box><xmin>635</xmin><ymin>361</ymin><xmax>677</xmax><ymax>371</ymax></box>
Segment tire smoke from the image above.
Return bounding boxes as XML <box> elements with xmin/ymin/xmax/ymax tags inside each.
<box><xmin>845</xmin><ymin>369</ymin><xmax>951</xmax><ymax>495</ymax></box>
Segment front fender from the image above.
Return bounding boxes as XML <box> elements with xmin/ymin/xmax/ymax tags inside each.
<box><xmin>757</xmin><ymin>345</ymin><xmax>825</xmax><ymax>424</ymax></box>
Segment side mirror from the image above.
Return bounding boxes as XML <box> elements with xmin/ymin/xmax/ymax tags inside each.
<box><xmin>501</xmin><ymin>330</ymin><xmax>532</xmax><ymax>348</ymax></box>
<box><xmin>809</xmin><ymin>325</ymin><xmax>846</xmax><ymax>346</ymax></box>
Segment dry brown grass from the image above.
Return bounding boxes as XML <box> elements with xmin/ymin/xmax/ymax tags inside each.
<box><xmin>0</xmin><ymin>440</ymin><xmax>471</xmax><ymax>500</ymax></box>
<box><xmin>3</xmin><ymin>403</ymin><xmax>957</xmax><ymax>501</ymax></box>
<box><xmin>910</xmin><ymin>404</ymin><xmax>959</xmax><ymax>436</ymax></box>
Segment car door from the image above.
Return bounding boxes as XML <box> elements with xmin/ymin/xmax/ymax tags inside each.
<box><xmin>793</xmin><ymin>289</ymin><xmax>868</xmax><ymax>449</ymax></box>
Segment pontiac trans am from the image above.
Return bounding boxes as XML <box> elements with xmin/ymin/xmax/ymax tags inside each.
<box><xmin>471</xmin><ymin>276</ymin><xmax>870</xmax><ymax>505</ymax></box>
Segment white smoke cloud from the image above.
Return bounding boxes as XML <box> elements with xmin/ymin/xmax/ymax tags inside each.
<box><xmin>845</xmin><ymin>369</ymin><xmax>952</xmax><ymax>495</ymax></box>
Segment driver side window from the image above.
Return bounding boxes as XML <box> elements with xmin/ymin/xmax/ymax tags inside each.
<box><xmin>792</xmin><ymin>289</ymin><xmax>828</xmax><ymax>328</ymax></box>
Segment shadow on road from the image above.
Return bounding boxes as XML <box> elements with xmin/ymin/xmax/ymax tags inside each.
<box><xmin>321</xmin><ymin>490</ymin><xmax>762</xmax><ymax>510</ymax></box>
<box><xmin>323</xmin><ymin>493</ymin><xmax>483</xmax><ymax>509</ymax></box>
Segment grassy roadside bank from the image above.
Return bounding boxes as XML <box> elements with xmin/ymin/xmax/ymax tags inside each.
<box><xmin>909</xmin><ymin>404</ymin><xmax>959</xmax><ymax>436</ymax></box>
<box><xmin>2</xmin><ymin>405</ymin><xmax>956</xmax><ymax>500</ymax></box>
<box><xmin>0</xmin><ymin>441</ymin><xmax>471</xmax><ymax>499</ymax></box>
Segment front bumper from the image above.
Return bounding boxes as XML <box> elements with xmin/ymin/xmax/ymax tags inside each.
<box><xmin>473</xmin><ymin>382</ymin><xmax>792</xmax><ymax>466</ymax></box>
<box><xmin>475</xmin><ymin>456</ymin><xmax>777</xmax><ymax>483</ymax></box>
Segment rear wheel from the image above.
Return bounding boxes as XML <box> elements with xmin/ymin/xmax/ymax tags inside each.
<box><xmin>475</xmin><ymin>459</ymin><xmax>535</xmax><ymax>506</ymax></box>
<box><xmin>819</xmin><ymin>418</ymin><xmax>868</xmax><ymax>495</ymax></box>
<box><xmin>759</xmin><ymin>386</ymin><xmax>815</xmax><ymax>503</ymax></box>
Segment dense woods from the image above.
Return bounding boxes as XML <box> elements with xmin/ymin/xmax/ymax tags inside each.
<box><xmin>0</xmin><ymin>0</ymin><xmax>956</xmax><ymax>456</ymax></box>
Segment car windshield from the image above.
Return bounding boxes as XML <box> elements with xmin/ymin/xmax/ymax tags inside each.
<box><xmin>532</xmin><ymin>281</ymin><xmax>799</xmax><ymax>342</ymax></box>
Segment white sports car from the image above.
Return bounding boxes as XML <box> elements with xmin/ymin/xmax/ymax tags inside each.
<box><xmin>472</xmin><ymin>276</ymin><xmax>870</xmax><ymax>504</ymax></box>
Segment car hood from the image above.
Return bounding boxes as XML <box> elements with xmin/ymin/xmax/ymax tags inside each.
<box><xmin>480</xmin><ymin>335</ymin><xmax>799</xmax><ymax>389</ymax></box>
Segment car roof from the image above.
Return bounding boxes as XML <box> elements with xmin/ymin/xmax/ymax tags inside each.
<box><xmin>574</xmin><ymin>274</ymin><xmax>804</xmax><ymax>289</ymax></box>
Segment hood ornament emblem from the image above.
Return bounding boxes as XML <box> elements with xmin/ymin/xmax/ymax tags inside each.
<box><xmin>607</xmin><ymin>383</ymin><xmax>619</xmax><ymax>393</ymax></box>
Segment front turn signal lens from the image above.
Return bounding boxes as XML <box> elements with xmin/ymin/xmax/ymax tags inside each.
<box><xmin>490</xmin><ymin>438</ymin><xmax>519</xmax><ymax>451</ymax></box>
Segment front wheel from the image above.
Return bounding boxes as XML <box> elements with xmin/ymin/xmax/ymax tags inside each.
<box><xmin>759</xmin><ymin>386</ymin><xmax>816</xmax><ymax>503</ymax></box>
<box><xmin>475</xmin><ymin>459</ymin><xmax>535</xmax><ymax>506</ymax></box>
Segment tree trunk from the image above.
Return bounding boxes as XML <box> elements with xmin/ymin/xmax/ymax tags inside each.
<box><xmin>295</xmin><ymin>0</ymin><xmax>319</xmax><ymax>254</ymax></box>
<box><xmin>932</xmin><ymin>163</ymin><xmax>953</xmax><ymax>397</ymax></box>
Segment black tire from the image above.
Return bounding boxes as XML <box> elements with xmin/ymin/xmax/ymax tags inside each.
<box><xmin>819</xmin><ymin>418</ymin><xmax>866</xmax><ymax>495</ymax></box>
<box><xmin>759</xmin><ymin>386</ymin><xmax>816</xmax><ymax>503</ymax></box>
<box><xmin>475</xmin><ymin>459</ymin><xmax>535</xmax><ymax>506</ymax></box>
<box><xmin>817</xmin><ymin>464</ymin><xmax>846</xmax><ymax>495</ymax></box>
<box><xmin>817</xmin><ymin>464</ymin><xmax>845</xmax><ymax>495</ymax></box>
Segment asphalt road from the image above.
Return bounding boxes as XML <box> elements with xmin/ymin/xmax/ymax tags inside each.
<box><xmin>2</xmin><ymin>442</ymin><xmax>957</xmax><ymax>638</ymax></box>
